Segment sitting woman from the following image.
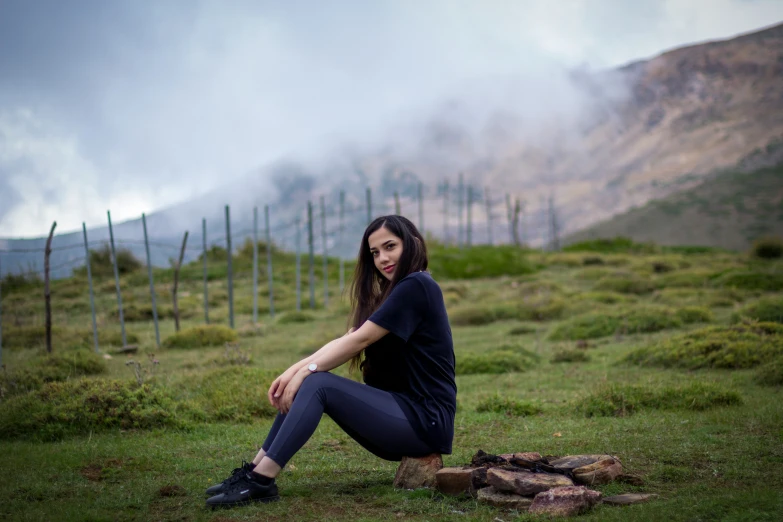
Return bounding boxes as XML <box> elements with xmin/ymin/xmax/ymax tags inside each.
<box><xmin>205</xmin><ymin>215</ymin><xmax>457</xmax><ymax>508</ymax></box>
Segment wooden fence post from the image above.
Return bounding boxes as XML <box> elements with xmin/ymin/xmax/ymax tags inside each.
<box><xmin>320</xmin><ymin>196</ymin><xmax>329</xmax><ymax>307</ymax></box>
<box><xmin>467</xmin><ymin>185</ymin><xmax>473</xmax><ymax>247</ymax></box>
<box><xmin>418</xmin><ymin>181</ymin><xmax>424</xmax><ymax>233</ymax></box>
<box><xmin>265</xmin><ymin>205</ymin><xmax>275</xmax><ymax>318</ymax></box>
<box><xmin>202</xmin><ymin>218</ymin><xmax>209</xmax><ymax>324</ymax></box>
<box><xmin>512</xmin><ymin>198</ymin><xmax>522</xmax><ymax>246</ymax></box>
<box><xmin>44</xmin><ymin>221</ymin><xmax>57</xmax><ymax>353</ymax></box>
<box><xmin>506</xmin><ymin>194</ymin><xmax>514</xmax><ymax>245</ymax></box>
<box><xmin>457</xmin><ymin>173</ymin><xmax>464</xmax><ymax>248</ymax></box>
<box><xmin>548</xmin><ymin>194</ymin><xmax>560</xmax><ymax>251</ymax></box>
<box><xmin>172</xmin><ymin>231</ymin><xmax>189</xmax><ymax>332</ymax></box>
<box><xmin>107</xmin><ymin>211</ymin><xmax>127</xmax><ymax>346</ymax></box>
<box><xmin>485</xmin><ymin>186</ymin><xmax>493</xmax><ymax>245</ymax></box>
<box><xmin>252</xmin><ymin>207</ymin><xmax>259</xmax><ymax>324</ymax></box>
<box><xmin>339</xmin><ymin>191</ymin><xmax>345</xmax><ymax>293</ymax></box>
<box><xmin>225</xmin><ymin>205</ymin><xmax>234</xmax><ymax>328</ymax></box>
<box><xmin>141</xmin><ymin>213</ymin><xmax>161</xmax><ymax>348</ymax></box>
<box><xmin>366</xmin><ymin>187</ymin><xmax>372</xmax><ymax>224</ymax></box>
<box><xmin>81</xmin><ymin>223</ymin><xmax>99</xmax><ymax>353</ymax></box>
<box><xmin>308</xmin><ymin>201</ymin><xmax>315</xmax><ymax>309</ymax></box>
<box><xmin>295</xmin><ymin>216</ymin><xmax>302</xmax><ymax>311</ymax></box>
<box><xmin>442</xmin><ymin>179</ymin><xmax>449</xmax><ymax>243</ymax></box>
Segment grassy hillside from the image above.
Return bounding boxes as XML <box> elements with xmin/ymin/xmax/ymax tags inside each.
<box><xmin>565</xmin><ymin>162</ymin><xmax>783</xmax><ymax>251</ymax></box>
<box><xmin>0</xmin><ymin>243</ymin><xmax>782</xmax><ymax>520</ymax></box>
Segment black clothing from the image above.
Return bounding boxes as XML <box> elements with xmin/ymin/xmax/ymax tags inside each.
<box><xmin>262</xmin><ymin>372</ymin><xmax>433</xmax><ymax>467</ymax></box>
<box><xmin>367</xmin><ymin>271</ymin><xmax>457</xmax><ymax>454</ymax></box>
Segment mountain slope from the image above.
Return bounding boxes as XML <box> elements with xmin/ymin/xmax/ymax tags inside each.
<box><xmin>564</xmin><ymin>160</ymin><xmax>783</xmax><ymax>251</ymax></box>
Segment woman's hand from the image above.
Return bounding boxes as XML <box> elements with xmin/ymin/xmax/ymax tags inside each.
<box><xmin>268</xmin><ymin>364</ymin><xmax>303</xmax><ymax>410</ymax></box>
<box><xmin>278</xmin><ymin>367</ymin><xmax>310</xmax><ymax>414</ymax></box>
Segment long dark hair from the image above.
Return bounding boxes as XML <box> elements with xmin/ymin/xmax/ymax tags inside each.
<box><xmin>348</xmin><ymin>215</ymin><xmax>428</xmax><ymax>372</ymax></box>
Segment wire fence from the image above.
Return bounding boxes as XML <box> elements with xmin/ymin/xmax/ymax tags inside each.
<box><xmin>0</xmin><ymin>180</ymin><xmax>562</xmax><ymax>361</ymax></box>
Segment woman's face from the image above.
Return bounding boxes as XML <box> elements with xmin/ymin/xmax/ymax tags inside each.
<box><xmin>368</xmin><ymin>226</ymin><xmax>403</xmax><ymax>281</ymax></box>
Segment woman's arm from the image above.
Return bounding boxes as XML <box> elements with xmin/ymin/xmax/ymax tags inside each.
<box><xmin>274</xmin><ymin>321</ymin><xmax>388</xmax><ymax>412</ymax></box>
<box><xmin>268</xmin><ymin>327</ymin><xmax>355</xmax><ymax>400</ymax></box>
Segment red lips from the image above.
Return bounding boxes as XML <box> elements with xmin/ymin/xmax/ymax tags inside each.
<box><xmin>383</xmin><ymin>264</ymin><xmax>395</xmax><ymax>273</ymax></box>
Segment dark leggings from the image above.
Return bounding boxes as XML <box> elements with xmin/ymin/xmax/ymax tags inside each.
<box><xmin>262</xmin><ymin>372</ymin><xmax>433</xmax><ymax>468</ymax></box>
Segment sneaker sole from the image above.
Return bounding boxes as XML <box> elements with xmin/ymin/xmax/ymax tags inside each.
<box><xmin>208</xmin><ymin>495</ymin><xmax>280</xmax><ymax>509</ymax></box>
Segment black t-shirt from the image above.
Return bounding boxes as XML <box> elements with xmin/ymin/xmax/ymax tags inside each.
<box><xmin>366</xmin><ymin>271</ymin><xmax>457</xmax><ymax>454</ymax></box>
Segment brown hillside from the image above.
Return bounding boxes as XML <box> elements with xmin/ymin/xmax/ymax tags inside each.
<box><xmin>349</xmin><ymin>23</ymin><xmax>783</xmax><ymax>245</ymax></box>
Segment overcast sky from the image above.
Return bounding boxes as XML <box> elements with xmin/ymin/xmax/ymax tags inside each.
<box><xmin>1</xmin><ymin>0</ymin><xmax>781</xmax><ymax>238</ymax></box>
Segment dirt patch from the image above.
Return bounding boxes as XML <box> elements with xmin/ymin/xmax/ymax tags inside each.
<box><xmin>79</xmin><ymin>458</ymin><xmax>127</xmax><ymax>482</ymax></box>
<box><xmin>159</xmin><ymin>484</ymin><xmax>187</xmax><ymax>497</ymax></box>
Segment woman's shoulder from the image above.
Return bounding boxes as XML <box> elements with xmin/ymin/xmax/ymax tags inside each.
<box><xmin>400</xmin><ymin>271</ymin><xmax>441</xmax><ymax>292</ymax></box>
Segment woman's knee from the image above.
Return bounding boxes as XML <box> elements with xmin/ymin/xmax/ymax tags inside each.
<box><xmin>298</xmin><ymin>371</ymin><xmax>337</xmax><ymax>395</ymax></box>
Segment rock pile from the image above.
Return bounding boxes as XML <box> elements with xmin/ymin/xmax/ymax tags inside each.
<box><xmin>431</xmin><ymin>450</ymin><xmax>651</xmax><ymax>517</ymax></box>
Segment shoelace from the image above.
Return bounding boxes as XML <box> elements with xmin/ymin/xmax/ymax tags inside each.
<box><xmin>223</xmin><ymin>460</ymin><xmax>253</xmax><ymax>486</ymax></box>
<box><xmin>225</xmin><ymin>472</ymin><xmax>258</xmax><ymax>494</ymax></box>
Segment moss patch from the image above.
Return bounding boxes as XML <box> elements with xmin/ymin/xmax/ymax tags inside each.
<box><xmin>548</xmin><ymin>306</ymin><xmax>683</xmax><ymax>341</ymax></box>
<box><xmin>625</xmin><ymin>322</ymin><xmax>783</xmax><ymax>370</ymax></box>
<box><xmin>0</xmin><ymin>379</ymin><xmax>189</xmax><ymax>441</ymax></box>
<box><xmin>476</xmin><ymin>394</ymin><xmax>542</xmax><ymax>416</ymax></box>
<box><xmin>575</xmin><ymin>382</ymin><xmax>743</xmax><ymax>417</ymax></box>
<box><xmin>162</xmin><ymin>325</ymin><xmax>238</xmax><ymax>349</ymax></box>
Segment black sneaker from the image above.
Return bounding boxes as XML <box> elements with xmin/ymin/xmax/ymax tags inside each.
<box><xmin>206</xmin><ymin>472</ymin><xmax>279</xmax><ymax>508</ymax></box>
<box><xmin>205</xmin><ymin>461</ymin><xmax>256</xmax><ymax>496</ymax></box>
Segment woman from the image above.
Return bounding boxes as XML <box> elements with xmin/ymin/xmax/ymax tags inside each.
<box><xmin>205</xmin><ymin>215</ymin><xmax>457</xmax><ymax>508</ymax></box>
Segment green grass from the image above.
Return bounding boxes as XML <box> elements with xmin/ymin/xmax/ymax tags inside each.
<box><xmin>1</xmin><ymin>246</ymin><xmax>783</xmax><ymax>520</ymax></box>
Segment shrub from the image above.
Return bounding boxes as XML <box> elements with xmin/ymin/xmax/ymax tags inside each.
<box><xmin>178</xmin><ymin>367</ymin><xmax>277</xmax><ymax>422</ymax></box>
<box><xmin>428</xmin><ymin>245</ymin><xmax>538</xmax><ymax>280</ymax></box>
<box><xmin>198</xmin><ymin>245</ymin><xmax>229</xmax><ymax>263</ymax></box>
<box><xmin>751</xmin><ymin>237</ymin><xmax>783</xmax><ymax>260</ymax></box>
<box><xmin>457</xmin><ymin>350</ymin><xmax>531</xmax><ymax>375</ymax></box>
<box><xmin>0</xmin><ymin>271</ymin><xmax>42</xmax><ymax>293</ymax></box>
<box><xmin>508</xmin><ymin>325</ymin><xmax>538</xmax><ymax>336</ymax></box>
<box><xmin>551</xmin><ymin>349</ymin><xmax>590</xmax><ymax>363</ymax></box>
<box><xmin>277</xmin><ymin>311</ymin><xmax>316</xmax><ymax>324</ymax></box>
<box><xmin>675</xmin><ymin>306</ymin><xmax>714</xmax><ymax>324</ymax></box>
<box><xmin>518</xmin><ymin>296</ymin><xmax>567</xmax><ymax>322</ymax></box>
<box><xmin>711</xmin><ymin>271</ymin><xmax>783</xmax><ymax>292</ymax></box>
<box><xmin>582</xmin><ymin>256</ymin><xmax>605</xmax><ymax>266</ymax></box>
<box><xmin>563</xmin><ymin>237</ymin><xmax>658</xmax><ymax>254</ymax></box>
<box><xmin>163</xmin><ymin>325</ymin><xmax>238</xmax><ymax>349</ymax></box>
<box><xmin>449</xmin><ymin>304</ymin><xmax>519</xmax><ymax>326</ymax></box>
<box><xmin>88</xmin><ymin>244</ymin><xmax>142</xmax><ymax>276</ymax></box>
<box><xmin>574</xmin><ymin>267</ymin><xmax>614</xmax><ymax>281</ymax></box>
<box><xmin>517</xmin><ymin>280</ymin><xmax>564</xmax><ymax>296</ymax></box>
<box><xmin>655</xmin><ymin>269</ymin><xmax>714</xmax><ymax>288</ymax></box>
<box><xmin>0</xmin><ymin>350</ymin><xmax>107</xmax><ymax>398</ymax></box>
<box><xmin>0</xmin><ymin>379</ymin><xmax>189</xmax><ymax>440</ymax></box>
<box><xmin>476</xmin><ymin>394</ymin><xmax>542</xmax><ymax>416</ymax></box>
<box><xmin>548</xmin><ymin>306</ymin><xmax>682</xmax><ymax>341</ymax></box>
<box><xmin>624</xmin><ymin>322</ymin><xmax>783</xmax><ymax>370</ymax></box>
<box><xmin>572</xmin><ymin>292</ymin><xmax>636</xmax><ymax>305</ymax></box>
<box><xmin>651</xmin><ymin>261</ymin><xmax>675</xmax><ymax>273</ymax></box>
<box><xmin>575</xmin><ymin>382</ymin><xmax>742</xmax><ymax>417</ymax></box>
<box><xmin>594</xmin><ymin>273</ymin><xmax>655</xmax><ymax>294</ymax></box>
<box><xmin>112</xmin><ymin>303</ymin><xmax>196</xmax><ymax>322</ymax></box>
<box><xmin>0</xmin><ymin>325</ymin><xmax>130</xmax><ymax>351</ymax></box>
<box><xmin>755</xmin><ymin>358</ymin><xmax>783</xmax><ymax>386</ymax></box>
<box><xmin>732</xmin><ymin>296</ymin><xmax>783</xmax><ymax>324</ymax></box>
